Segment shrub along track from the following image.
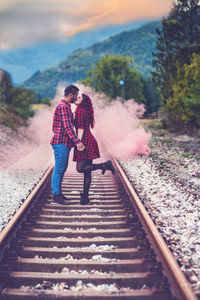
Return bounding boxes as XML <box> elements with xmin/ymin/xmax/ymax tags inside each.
<box><xmin>0</xmin><ymin>157</ymin><xmax>197</xmax><ymax>299</ymax></box>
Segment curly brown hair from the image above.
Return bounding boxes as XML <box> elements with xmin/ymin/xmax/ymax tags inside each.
<box><xmin>79</xmin><ymin>93</ymin><xmax>95</xmax><ymax>128</ymax></box>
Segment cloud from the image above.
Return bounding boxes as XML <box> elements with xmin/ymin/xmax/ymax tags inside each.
<box><xmin>0</xmin><ymin>0</ymin><xmax>173</xmax><ymax>50</ymax></box>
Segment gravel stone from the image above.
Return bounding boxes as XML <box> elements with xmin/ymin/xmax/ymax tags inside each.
<box><xmin>0</xmin><ymin>125</ymin><xmax>53</xmax><ymax>232</ymax></box>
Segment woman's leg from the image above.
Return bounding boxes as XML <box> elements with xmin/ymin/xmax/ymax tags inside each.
<box><xmin>77</xmin><ymin>159</ymin><xmax>92</xmax><ymax>195</ymax></box>
<box><xmin>76</xmin><ymin>159</ymin><xmax>115</xmax><ymax>204</ymax></box>
<box><xmin>77</xmin><ymin>159</ymin><xmax>104</xmax><ymax>193</ymax></box>
<box><xmin>83</xmin><ymin>160</ymin><xmax>92</xmax><ymax>197</ymax></box>
<box><xmin>76</xmin><ymin>159</ymin><xmax>115</xmax><ymax>175</ymax></box>
<box><xmin>84</xmin><ymin>160</ymin><xmax>115</xmax><ymax>175</ymax></box>
<box><xmin>83</xmin><ymin>161</ymin><xmax>115</xmax><ymax>197</ymax></box>
<box><xmin>76</xmin><ymin>159</ymin><xmax>91</xmax><ymax>173</ymax></box>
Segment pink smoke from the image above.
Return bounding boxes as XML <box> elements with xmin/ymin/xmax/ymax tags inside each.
<box><xmin>30</xmin><ymin>83</ymin><xmax>151</xmax><ymax>162</ymax></box>
<box><xmin>0</xmin><ymin>86</ymin><xmax>63</xmax><ymax>170</ymax></box>
<box><xmin>26</xmin><ymin>86</ymin><xmax>63</xmax><ymax>144</ymax></box>
<box><xmin>26</xmin><ymin>82</ymin><xmax>151</xmax><ymax>160</ymax></box>
<box><xmin>0</xmin><ymin>83</ymin><xmax>151</xmax><ymax>170</ymax></box>
<box><xmin>77</xmin><ymin>84</ymin><xmax>151</xmax><ymax>160</ymax></box>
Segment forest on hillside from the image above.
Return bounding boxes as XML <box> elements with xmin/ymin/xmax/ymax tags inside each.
<box><xmin>23</xmin><ymin>21</ymin><xmax>160</xmax><ymax>99</ymax></box>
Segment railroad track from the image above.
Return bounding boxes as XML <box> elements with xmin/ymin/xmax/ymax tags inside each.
<box><xmin>0</xmin><ymin>156</ymin><xmax>198</xmax><ymax>299</ymax></box>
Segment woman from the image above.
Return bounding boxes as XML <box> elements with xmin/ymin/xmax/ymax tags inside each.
<box><xmin>73</xmin><ymin>93</ymin><xmax>115</xmax><ymax>205</ymax></box>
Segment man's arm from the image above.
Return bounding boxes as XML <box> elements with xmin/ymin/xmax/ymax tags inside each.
<box><xmin>78</xmin><ymin>129</ymin><xmax>84</xmax><ymax>140</ymax></box>
<box><xmin>60</xmin><ymin>105</ymin><xmax>84</xmax><ymax>150</ymax></box>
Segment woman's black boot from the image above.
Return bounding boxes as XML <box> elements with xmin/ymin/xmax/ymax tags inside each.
<box><xmin>101</xmin><ymin>160</ymin><xmax>115</xmax><ymax>175</ymax></box>
<box><xmin>80</xmin><ymin>192</ymin><xmax>90</xmax><ymax>205</ymax></box>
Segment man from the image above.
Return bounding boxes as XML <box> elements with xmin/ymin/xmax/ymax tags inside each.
<box><xmin>50</xmin><ymin>84</ymin><xmax>84</xmax><ymax>204</ymax></box>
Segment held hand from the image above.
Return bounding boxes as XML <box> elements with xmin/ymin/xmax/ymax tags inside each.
<box><xmin>77</xmin><ymin>142</ymin><xmax>85</xmax><ymax>151</ymax></box>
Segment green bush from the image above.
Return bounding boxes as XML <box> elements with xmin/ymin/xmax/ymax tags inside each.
<box><xmin>166</xmin><ymin>53</ymin><xmax>200</xmax><ymax>130</ymax></box>
<box><xmin>0</xmin><ymin>71</ymin><xmax>51</xmax><ymax>125</ymax></box>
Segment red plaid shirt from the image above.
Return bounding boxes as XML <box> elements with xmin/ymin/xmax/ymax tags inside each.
<box><xmin>50</xmin><ymin>99</ymin><xmax>80</xmax><ymax>147</ymax></box>
<box><xmin>73</xmin><ymin>107</ymin><xmax>100</xmax><ymax>161</ymax></box>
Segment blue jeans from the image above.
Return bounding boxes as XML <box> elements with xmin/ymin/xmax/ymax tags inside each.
<box><xmin>51</xmin><ymin>144</ymin><xmax>70</xmax><ymax>195</ymax></box>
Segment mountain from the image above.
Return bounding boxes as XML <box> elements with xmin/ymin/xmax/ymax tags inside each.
<box><xmin>24</xmin><ymin>20</ymin><xmax>161</xmax><ymax>99</ymax></box>
<box><xmin>0</xmin><ymin>19</ymin><xmax>149</xmax><ymax>85</ymax></box>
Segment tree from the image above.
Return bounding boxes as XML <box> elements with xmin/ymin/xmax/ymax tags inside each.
<box><xmin>0</xmin><ymin>70</ymin><xmax>50</xmax><ymax>121</ymax></box>
<box><xmin>81</xmin><ymin>54</ymin><xmax>145</xmax><ymax>103</ymax></box>
<box><xmin>0</xmin><ymin>70</ymin><xmax>12</xmax><ymax>104</ymax></box>
<box><xmin>166</xmin><ymin>53</ymin><xmax>200</xmax><ymax>129</ymax></box>
<box><xmin>152</xmin><ymin>0</ymin><xmax>200</xmax><ymax>101</ymax></box>
<box><xmin>142</xmin><ymin>77</ymin><xmax>162</xmax><ymax>114</ymax></box>
<box><xmin>10</xmin><ymin>87</ymin><xmax>36</xmax><ymax>119</ymax></box>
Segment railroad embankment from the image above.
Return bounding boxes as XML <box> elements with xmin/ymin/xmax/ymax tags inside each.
<box><xmin>0</xmin><ymin>121</ymin><xmax>200</xmax><ymax>294</ymax></box>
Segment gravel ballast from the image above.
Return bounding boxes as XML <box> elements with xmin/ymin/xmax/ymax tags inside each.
<box><xmin>0</xmin><ymin>144</ymin><xmax>53</xmax><ymax>232</ymax></box>
<box><xmin>120</xmin><ymin>131</ymin><xmax>200</xmax><ymax>294</ymax></box>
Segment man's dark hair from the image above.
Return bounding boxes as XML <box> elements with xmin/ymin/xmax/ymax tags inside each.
<box><xmin>64</xmin><ymin>84</ymin><xmax>79</xmax><ymax>97</ymax></box>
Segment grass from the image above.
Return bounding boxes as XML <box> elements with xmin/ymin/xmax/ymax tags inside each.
<box><xmin>158</xmin><ymin>159</ymin><xmax>166</xmax><ymax>163</ymax></box>
<box><xmin>161</xmin><ymin>138</ymin><xmax>173</xmax><ymax>144</ymax></box>
<box><xmin>152</xmin><ymin>137</ymin><xmax>174</xmax><ymax>145</ymax></box>
<box><xmin>141</xmin><ymin>119</ymin><xmax>166</xmax><ymax>131</ymax></box>
<box><xmin>0</xmin><ymin>104</ymin><xmax>26</xmax><ymax>130</ymax></box>
<box><xmin>182</xmin><ymin>152</ymin><xmax>195</xmax><ymax>158</ymax></box>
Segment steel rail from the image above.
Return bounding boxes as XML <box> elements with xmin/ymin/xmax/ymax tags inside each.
<box><xmin>0</xmin><ymin>165</ymin><xmax>54</xmax><ymax>248</ymax></box>
<box><xmin>112</xmin><ymin>156</ymin><xmax>198</xmax><ymax>300</ymax></box>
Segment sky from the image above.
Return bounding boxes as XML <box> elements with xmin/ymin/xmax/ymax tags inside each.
<box><xmin>0</xmin><ymin>0</ymin><xmax>174</xmax><ymax>50</ymax></box>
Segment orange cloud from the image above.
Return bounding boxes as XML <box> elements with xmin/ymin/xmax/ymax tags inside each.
<box><xmin>66</xmin><ymin>0</ymin><xmax>173</xmax><ymax>36</ymax></box>
<box><xmin>0</xmin><ymin>0</ymin><xmax>174</xmax><ymax>49</ymax></box>
<box><xmin>67</xmin><ymin>1</ymin><xmax>119</xmax><ymax>36</ymax></box>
